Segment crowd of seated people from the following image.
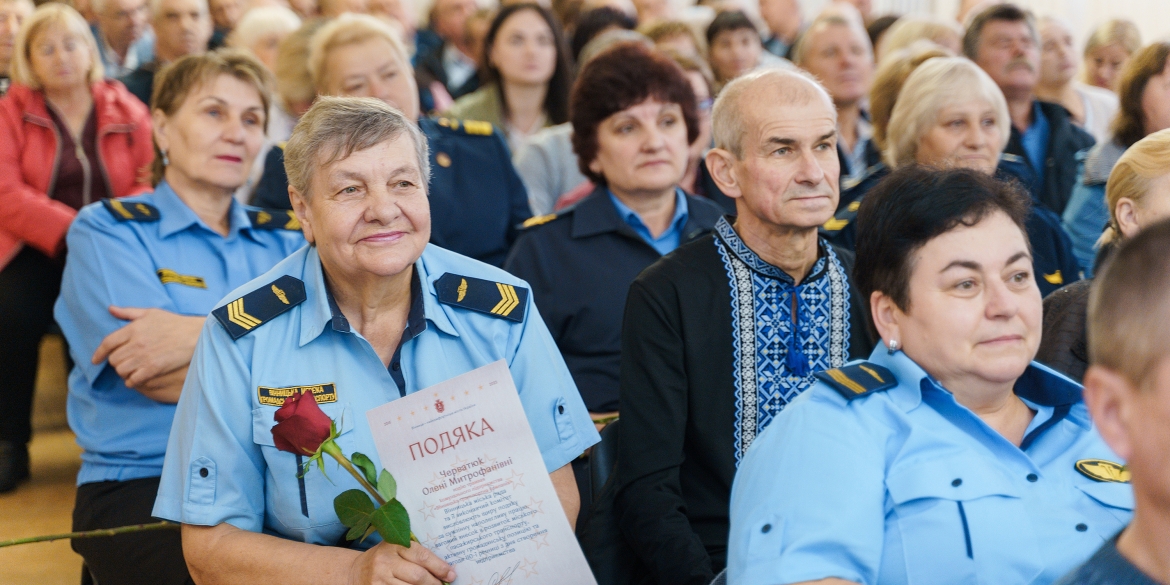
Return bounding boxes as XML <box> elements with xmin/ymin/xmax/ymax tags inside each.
<box><xmin>0</xmin><ymin>0</ymin><xmax>1167</xmax><ymax>584</ymax></box>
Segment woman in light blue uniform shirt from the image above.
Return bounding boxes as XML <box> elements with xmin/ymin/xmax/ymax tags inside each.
<box><xmin>727</xmin><ymin>166</ymin><xmax>1133</xmax><ymax>585</ymax></box>
<box><xmin>54</xmin><ymin>51</ymin><xmax>304</xmax><ymax>584</ymax></box>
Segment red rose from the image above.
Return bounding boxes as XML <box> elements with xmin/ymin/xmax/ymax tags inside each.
<box><xmin>271</xmin><ymin>391</ymin><xmax>332</xmax><ymax>455</ymax></box>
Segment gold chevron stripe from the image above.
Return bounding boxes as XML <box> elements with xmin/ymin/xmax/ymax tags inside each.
<box><xmin>227</xmin><ymin>298</ymin><xmax>261</xmax><ymax>329</ymax></box>
<box><xmin>284</xmin><ymin>211</ymin><xmax>301</xmax><ymax>230</ymax></box>
<box><xmin>109</xmin><ymin>200</ymin><xmax>134</xmax><ymax>219</ymax></box>
<box><xmin>491</xmin><ymin>283</ymin><xmax>519</xmax><ymax>316</ymax></box>
<box><xmin>827</xmin><ymin>369</ymin><xmax>867</xmax><ymax>395</ymax></box>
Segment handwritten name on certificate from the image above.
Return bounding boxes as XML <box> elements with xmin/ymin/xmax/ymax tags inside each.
<box><xmin>366</xmin><ymin>360</ymin><xmax>597</xmax><ymax>585</ymax></box>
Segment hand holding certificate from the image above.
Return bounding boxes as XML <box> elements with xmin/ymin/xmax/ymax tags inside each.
<box><xmin>367</xmin><ymin>360</ymin><xmax>598</xmax><ymax>585</ymax></box>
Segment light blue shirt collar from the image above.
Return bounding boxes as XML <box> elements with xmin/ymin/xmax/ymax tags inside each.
<box><xmin>297</xmin><ymin>245</ymin><xmax>460</xmax><ymax>347</ymax></box>
<box><xmin>154</xmin><ymin>180</ymin><xmax>257</xmax><ymax>241</ymax></box>
<box><xmin>607</xmin><ymin>188</ymin><xmax>689</xmax><ymax>255</ymax></box>
<box><xmin>866</xmin><ymin>345</ymin><xmax>1091</xmax><ymax>431</ymax></box>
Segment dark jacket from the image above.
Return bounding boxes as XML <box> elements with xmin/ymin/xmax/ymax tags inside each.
<box><xmin>821</xmin><ymin>157</ymin><xmax>1081</xmax><ymax>297</ymax></box>
<box><xmin>504</xmin><ymin>187</ymin><xmax>723</xmax><ymax>412</ymax></box>
<box><xmin>1004</xmin><ymin>100</ymin><xmax>1096</xmax><ymax>216</ymax></box>
<box><xmin>606</xmin><ymin>230</ymin><xmax>874</xmax><ymax>585</ymax></box>
<box><xmin>252</xmin><ymin>116</ymin><xmax>531</xmax><ymax>267</ymax></box>
<box><xmin>1035</xmin><ymin>279</ymin><xmax>1091</xmax><ymax>383</ymax></box>
<box><xmin>118</xmin><ymin>61</ymin><xmax>157</xmax><ymax>107</ymax></box>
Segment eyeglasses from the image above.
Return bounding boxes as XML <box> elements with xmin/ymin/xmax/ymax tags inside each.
<box><xmin>698</xmin><ymin>98</ymin><xmax>714</xmax><ymax>113</ymax></box>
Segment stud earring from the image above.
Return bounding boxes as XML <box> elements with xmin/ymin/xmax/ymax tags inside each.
<box><xmin>161</xmin><ymin>149</ymin><xmax>170</xmax><ymax>167</ymax></box>
<box><xmin>887</xmin><ymin>339</ymin><xmax>899</xmax><ymax>354</ymax></box>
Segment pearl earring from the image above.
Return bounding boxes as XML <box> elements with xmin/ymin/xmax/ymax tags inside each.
<box><xmin>887</xmin><ymin>339</ymin><xmax>899</xmax><ymax>354</ymax></box>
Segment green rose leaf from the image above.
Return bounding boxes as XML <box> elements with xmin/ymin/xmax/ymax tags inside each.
<box><xmin>346</xmin><ymin>520</ymin><xmax>372</xmax><ymax>542</ymax></box>
<box><xmin>371</xmin><ymin>499</ymin><xmax>412</xmax><ymax>547</ymax></box>
<box><xmin>351</xmin><ymin>452</ymin><xmax>378</xmax><ymax>487</ymax></box>
<box><xmin>377</xmin><ymin>469</ymin><xmax>397</xmax><ymax>501</ymax></box>
<box><xmin>334</xmin><ymin>489</ymin><xmax>375</xmax><ymax>530</ymax></box>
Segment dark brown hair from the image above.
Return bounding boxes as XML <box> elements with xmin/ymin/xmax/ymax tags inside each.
<box><xmin>482</xmin><ymin>3</ymin><xmax>573</xmax><ymax>126</ymax></box>
<box><xmin>961</xmin><ymin>3</ymin><xmax>1036</xmax><ymax>60</ymax></box>
<box><xmin>1112</xmin><ymin>42</ymin><xmax>1170</xmax><ymax>147</ymax></box>
<box><xmin>855</xmin><ymin>165</ymin><xmax>1031</xmax><ymax>311</ymax></box>
<box><xmin>569</xmin><ymin>42</ymin><xmax>699</xmax><ymax>185</ymax></box>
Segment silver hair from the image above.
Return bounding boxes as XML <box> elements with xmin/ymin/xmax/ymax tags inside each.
<box><xmin>284</xmin><ymin>96</ymin><xmax>431</xmax><ymax>199</ymax></box>
<box><xmin>885</xmin><ymin>57</ymin><xmax>1011</xmax><ymax>168</ymax></box>
<box><xmin>711</xmin><ymin>66</ymin><xmax>834</xmax><ymax>159</ymax></box>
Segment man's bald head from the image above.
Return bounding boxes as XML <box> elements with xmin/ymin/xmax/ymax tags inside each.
<box><xmin>712</xmin><ymin>67</ymin><xmax>835</xmax><ymax>159</ymax></box>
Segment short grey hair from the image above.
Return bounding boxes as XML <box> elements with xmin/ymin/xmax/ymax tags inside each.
<box><xmin>284</xmin><ymin>96</ymin><xmax>431</xmax><ymax>198</ymax></box>
<box><xmin>711</xmin><ymin>67</ymin><xmax>834</xmax><ymax>159</ymax></box>
<box><xmin>150</xmin><ymin>0</ymin><xmax>208</xmax><ymax>21</ymax></box>
<box><xmin>885</xmin><ymin>57</ymin><xmax>1011</xmax><ymax>168</ymax></box>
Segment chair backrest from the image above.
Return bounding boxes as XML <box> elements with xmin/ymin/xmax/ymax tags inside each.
<box><xmin>590</xmin><ymin>419</ymin><xmax>619</xmax><ymax>502</ymax></box>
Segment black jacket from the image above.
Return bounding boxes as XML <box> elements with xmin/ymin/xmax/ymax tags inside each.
<box><xmin>504</xmin><ymin>187</ymin><xmax>723</xmax><ymax>412</ymax></box>
<box><xmin>1004</xmin><ymin>100</ymin><xmax>1095</xmax><ymax>216</ymax></box>
<box><xmin>607</xmin><ymin>232</ymin><xmax>874</xmax><ymax>585</ymax></box>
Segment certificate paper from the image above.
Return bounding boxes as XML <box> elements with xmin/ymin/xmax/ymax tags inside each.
<box><xmin>366</xmin><ymin>360</ymin><xmax>597</xmax><ymax>585</ymax></box>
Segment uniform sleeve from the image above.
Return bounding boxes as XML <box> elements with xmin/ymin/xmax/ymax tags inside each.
<box><xmin>53</xmin><ymin>209</ymin><xmax>178</xmax><ymax>385</ymax></box>
<box><xmin>503</xmin><ymin>231</ymin><xmax>566</xmax><ymax>343</ymax></box>
<box><xmin>153</xmin><ymin>319</ymin><xmax>268</xmax><ymax>531</ymax></box>
<box><xmin>614</xmin><ymin>278</ymin><xmax>715</xmax><ymax>585</ymax></box>
<box><xmin>728</xmin><ymin>393</ymin><xmax>886</xmax><ymax>585</ymax></box>
<box><xmin>504</xmin><ymin>288</ymin><xmax>599</xmax><ymax>473</ymax></box>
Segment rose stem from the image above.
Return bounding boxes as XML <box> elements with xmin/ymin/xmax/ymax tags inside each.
<box><xmin>320</xmin><ymin>442</ymin><xmax>388</xmax><ymax>506</ymax></box>
<box><xmin>0</xmin><ymin>521</ymin><xmax>179</xmax><ymax>548</ymax></box>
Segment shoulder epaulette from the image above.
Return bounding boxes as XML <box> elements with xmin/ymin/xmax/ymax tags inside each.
<box><xmin>248</xmin><ymin>208</ymin><xmax>302</xmax><ymax>231</ymax></box>
<box><xmin>212</xmin><ymin>275</ymin><xmax>306</xmax><ymax>339</ymax></box>
<box><xmin>1000</xmin><ymin>153</ymin><xmax>1025</xmax><ymax>164</ymax></box>
<box><xmin>434</xmin><ymin>273</ymin><xmax>527</xmax><ymax>322</ymax></box>
<box><xmin>435</xmin><ymin>117</ymin><xmax>494</xmax><ymax>136</ymax></box>
<box><xmin>521</xmin><ymin>213</ymin><xmax>558</xmax><ymax>228</ymax></box>
<box><xmin>815</xmin><ymin>362</ymin><xmax>897</xmax><ymax>400</ymax></box>
<box><xmin>103</xmin><ymin>199</ymin><xmax>160</xmax><ymax>222</ymax></box>
<box><xmin>822</xmin><ymin>199</ymin><xmax>861</xmax><ymax>232</ymax></box>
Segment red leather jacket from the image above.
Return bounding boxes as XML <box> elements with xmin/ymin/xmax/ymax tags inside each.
<box><xmin>0</xmin><ymin>80</ymin><xmax>153</xmax><ymax>270</ymax></box>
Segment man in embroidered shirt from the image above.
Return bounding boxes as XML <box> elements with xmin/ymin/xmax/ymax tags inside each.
<box><xmin>609</xmin><ymin>67</ymin><xmax>875</xmax><ymax>585</ymax></box>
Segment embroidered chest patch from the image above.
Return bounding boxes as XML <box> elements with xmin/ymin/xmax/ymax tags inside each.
<box><xmin>715</xmin><ymin>220</ymin><xmax>852</xmax><ymax>464</ymax></box>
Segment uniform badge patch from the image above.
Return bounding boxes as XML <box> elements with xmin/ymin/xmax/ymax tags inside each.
<box><xmin>258</xmin><ymin>383</ymin><xmax>337</xmax><ymax>406</ymax></box>
<box><xmin>157</xmin><ymin>268</ymin><xmax>207</xmax><ymax>288</ymax></box>
<box><xmin>103</xmin><ymin>199</ymin><xmax>160</xmax><ymax>222</ymax></box>
<box><xmin>212</xmin><ymin>275</ymin><xmax>306</xmax><ymax>339</ymax></box>
<box><xmin>247</xmin><ymin>208</ymin><xmax>302</xmax><ymax>231</ymax></box>
<box><xmin>434</xmin><ymin>273</ymin><xmax>528</xmax><ymax>322</ymax></box>
<box><xmin>1043</xmin><ymin>270</ymin><xmax>1064</xmax><ymax>285</ymax></box>
<box><xmin>815</xmin><ymin>362</ymin><xmax>897</xmax><ymax>400</ymax></box>
<box><xmin>1075</xmin><ymin>459</ymin><xmax>1130</xmax><ymax>483</ymax></box>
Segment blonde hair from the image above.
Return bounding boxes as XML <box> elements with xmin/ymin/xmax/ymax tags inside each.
<box><xmin>639</xmin><ymin>19</ymin><xmax>706</xmax><ymax>58</ymax></box>
<box><xmin>868</xmin><ymin>40</ymin><xmax>952</xmax><ymax>152</ymax></box>
<box><xmin>10</xmin><ymin>3</ymin><xmax>103</xmax><ymax>89</ymax></box>
<box><xmin>877</xmin><ymin>16</ymin><xmax>960</xmax><ymax>63</ymax></box>
<box><xmin>273</xmin><ymin>18</ymin><xmax>325</xmax><ymax>114</ymax></box>
<box><xmin>308</xmin><ymin>13</ymin><xmax>406</xmax><ymax>92</ymax></box>
<box><xmin>1098</xmin><ymin>129</ymin><xmax>1170</xmax><ymax>247</ymax></box>
<box><xmin>228</xmin><ymin>6</ymin><xmax>301</xmax><ymax>54</ymax></box>
<box><xmin>885</xmin><ymin>57</ymin><xmax>1010</xmax><ymax>169</ymax></box>
<box><xmin>1083</xmin><ymin>19</ymin><xmax>1141</xmax><ymax>60</ymax></box>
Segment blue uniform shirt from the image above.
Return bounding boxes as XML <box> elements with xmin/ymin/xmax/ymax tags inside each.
<box><xmin>54</xmin><ymin>182</ymin><xmax>305</xmax><ymax>485</ymax></box>
<box><xmin>1022</xmin><ymin>101</ymin><xmax>1052</xmax><ymax>187</ymax></box>
<box><xmin>152</xmin><ymin>244</ymin><xmax>600</xmax><ymax>545</ymax></box>
<box><xmin>607</xmin><ymin>188</ymin><xmax>689</xmax><ymax>256</ymax></box>
<box><xmin>728</xmin><ymin>346</ymin><xmax>1133</xmax><ymax>585</ymax></box>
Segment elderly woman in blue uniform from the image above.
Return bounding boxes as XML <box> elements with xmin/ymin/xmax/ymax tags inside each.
<box><xmin>152</xmin><ymin>96</ymin><xmax>599</xmax><ymax>584</ymax></box>
<box><xmin>727</xmin><ymin>165</ymin><xmax>1133</xmax><ymax>585</ymax></box>
<box><xmin>251</xmin><ymin>13</ymin><xmax>531</xmax><ymax>268</ymax></box>
<box><xmin>821</xmin><ymin>57</ymin><xmax>1079</xmax><ymax>297</ymax></box>
<box><xmin>53</xmin><ymin>51</ymin><xmax>305</xmax><ymax>584</ymax></box>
